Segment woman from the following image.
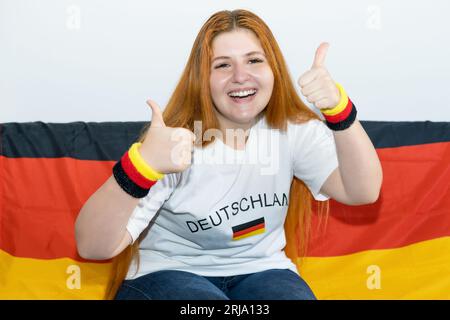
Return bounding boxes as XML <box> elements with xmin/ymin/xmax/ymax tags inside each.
<box><xmin>75</xmin><ymin>9</ymin><xmax>382</xmax><ymax>300</ymax></box>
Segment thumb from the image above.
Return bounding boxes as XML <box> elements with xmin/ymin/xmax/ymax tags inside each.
<box><xmin>312</xmin><ymin>42</ymin><xmax>330</xmax><ymax>68</ymax></box>
<box><xmin>146</xmin><ymin>99</ymin><xmax>166</xmax><ymax>128</ymax></box>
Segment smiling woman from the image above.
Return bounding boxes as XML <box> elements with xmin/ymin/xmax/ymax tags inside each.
<box><xmin>209</xmin><ymin>29</ymin><xmax>274</xmax><ymax>141</ymax></box>
<box><xmin>209</xmin><ymin>35</ymin><xmax>275</xmax><ymax>151</ymax></box>
<box><xmin>74</xmin><ymin>8</ymin><xmax>379</xmax><ymax>301</ymax></box>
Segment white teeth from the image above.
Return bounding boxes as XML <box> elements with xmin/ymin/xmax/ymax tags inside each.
<box><xmin>228</xmin><ymin>89</ymin><xmax>257</xmax><ymax>97</ymax></box>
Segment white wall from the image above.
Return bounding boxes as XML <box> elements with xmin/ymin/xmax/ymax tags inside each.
<box><xmin>1</xmin><ymin>0</ymin><xmax>449</xmax><ymax>122</ymax></box>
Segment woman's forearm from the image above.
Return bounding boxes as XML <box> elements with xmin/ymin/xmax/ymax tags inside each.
<box><xmin>75</xmin><ymin>175</ymin><xmax>137</xmax><ymax>260</ymax></box>
<box><xmin>333</xmin><ymin>119</ymin><xmax>383</xmax><ymax>203</ymax></box>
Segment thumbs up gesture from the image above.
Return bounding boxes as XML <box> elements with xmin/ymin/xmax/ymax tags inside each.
<box><xmin>297</xmin><ymin>42</ymin><xmax>341</xmax><ymax>110</ymax></box>
<box><xmin>138</xmin><ymin>99</ymin><xmax>196</xmax><ymax>174</ymax></box>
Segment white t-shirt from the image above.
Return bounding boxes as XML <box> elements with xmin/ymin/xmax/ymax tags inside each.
<box><xmin>125</xmin><ymin>116</ymin><xmax>339</xmax><ymax>280</ymax></box>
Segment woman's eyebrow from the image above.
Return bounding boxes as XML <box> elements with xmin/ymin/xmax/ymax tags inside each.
<box><xmin>212</xmin><ymin>51</ymin><xmax>266</xmax><ymax>62</ymax></box>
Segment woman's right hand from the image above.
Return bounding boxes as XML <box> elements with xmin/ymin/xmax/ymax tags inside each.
<box><xmin>138</xmin><ymin>99</ymin><xmax>196</xmax><ymax>174</ymax></box>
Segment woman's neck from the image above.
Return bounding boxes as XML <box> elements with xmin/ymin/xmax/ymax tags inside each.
<box><xmin>215</xmin><ymin>113</ymin><xmax>263</xmax><ymax>150</ymax></box>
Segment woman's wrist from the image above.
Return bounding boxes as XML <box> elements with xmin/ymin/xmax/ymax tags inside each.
<box><xmin>129</xmin><ymin>143</ymin><xmax>164</xmax><ymax>181</ymax></box>
<box><xmin>320</xmin><ymin>83</ymin><xmax>357</xmax><ymax>131</ymax></box>
<box><xmin>113</xmin><ymin>142</ymin><xmax>165</xmax><ymax>198</ymax></box>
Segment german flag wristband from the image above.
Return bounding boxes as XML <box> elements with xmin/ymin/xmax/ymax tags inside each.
<box><xmin>321</xmin><ymin>83</ymin><xmax>357</xmax><ymax>131</ymax></box>
<box><xmin>113</xmin><ymin>143</ymin><xmax>164</xmax><ymax>198</ymax></box>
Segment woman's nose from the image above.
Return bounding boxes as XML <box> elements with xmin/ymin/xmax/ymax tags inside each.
<box><xmin>232</xmin><ymin>64</ymin><xmax>250</xmax><ymax>83</ymax></box>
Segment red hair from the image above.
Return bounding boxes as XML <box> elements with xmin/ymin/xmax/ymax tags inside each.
<box><xmin>106</xmin><ymin>9</ymin><xmax>329</xmax><ymax>299</ymax></box>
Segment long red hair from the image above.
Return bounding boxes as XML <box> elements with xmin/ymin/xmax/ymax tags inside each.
<box><xmin>106</xmin><ymin>9</ymin><xmax>329</xmax><ymax>299</ymax></box>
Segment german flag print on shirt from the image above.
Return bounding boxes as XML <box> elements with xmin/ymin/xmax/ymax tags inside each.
<box><xmin>232</xmin><ymin>217</ymin><xmax>265</xmax><ymax>241</ymax></box>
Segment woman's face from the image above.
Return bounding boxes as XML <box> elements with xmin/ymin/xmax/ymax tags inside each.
<box><xmin>209</xmin><ymin>28</ymin><xmax>274</xmax><ymax>131</ymax></box>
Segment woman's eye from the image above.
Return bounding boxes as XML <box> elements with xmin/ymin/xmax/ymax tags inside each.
<box><xmin>214</xmin><ymin>59</ymin><xmax>263</xmax><ymax>69</ymax></box>
<box><xmin>214</xmin><ymin>63</ymin><xmax>229</xmax><ymax>69</ymax></box>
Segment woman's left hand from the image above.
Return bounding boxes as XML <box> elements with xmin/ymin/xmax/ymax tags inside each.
<box><xmin>297</xmin><ymin>42</ymin><xmax>341</xmax><ymax>110</ymax></box>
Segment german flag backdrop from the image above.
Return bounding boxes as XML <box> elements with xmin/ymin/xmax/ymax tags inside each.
<box><xmin>1</xmin><ymin>121</ymin><xmax>449</xmax><ymax>299</ymax></box>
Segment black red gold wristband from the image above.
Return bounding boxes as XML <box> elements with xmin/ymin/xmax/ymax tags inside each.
<box><xmin>321</xmin><ymin>83</ymin><xmax>357</xmax><ymax>131</ymax></box>
<box><xmin>112</xmin><ymin>143</ymin><xmax>164</xmax><ymax>198</ymax></box>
